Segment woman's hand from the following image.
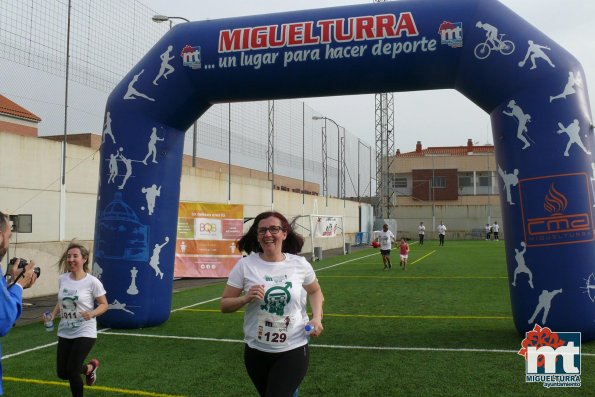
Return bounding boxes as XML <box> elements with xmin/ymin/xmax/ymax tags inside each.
<box><xmin>306</xmin><ymin>318</ymin><xmax>324</xmax><ymax>338</ymax></box>
<box><xmin>79</xmin><ymin>310</ymin><xmax>95</xmax><ymax>321</ymax></box>
<box><xmin>221</xmin><ymin>284</ymin><xmax>264</xmax><ymax>313</ymax></box>
<box><xmin>245</xmin><ymin>284</ymin><xmax>265</xmax><ymax>303</ymax></box>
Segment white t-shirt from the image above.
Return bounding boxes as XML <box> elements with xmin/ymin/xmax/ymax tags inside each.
<box><xmin>376</xmin><ymin>230</ymin><xmax>395</xmax><ymax>250</ymax></box>
<box><xmin>492</xmin><ymin>224</ymin><xmax>500</xmax><ymax>233</ymax></box>
<box><xmin>226</xmin><ymin>252</ymin><xmax>316</xmax><ymax>353</ymax></box>
<box><xmin>437</xmin><ymin>224</ymin><xmax>447</xmax><ymax>235</ymax></box>
<box><xmin>418</xmin><ymin>225</ymin><xmax>425</xmax><ymax>235</ymax></box>
<box><xmin>57</xmin><ymin>273</ymin><xmax>106</xmax><ymax>339</ymax></box>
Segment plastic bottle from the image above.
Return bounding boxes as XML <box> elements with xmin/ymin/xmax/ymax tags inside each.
<box><xmin>44</xmin><ymin>311</ymin><xmax>54</xmax><ymax>332</ymax></box>
<box><xmin>304</xmin><ymin>324</ymin><xmax>316</xmax><ymax>335</ymax></box>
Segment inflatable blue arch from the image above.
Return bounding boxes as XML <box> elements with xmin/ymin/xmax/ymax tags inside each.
<box><xmin>94</xmin><ymin>0</ymin><xmax>595</xmax><ymax>339</ymax></box>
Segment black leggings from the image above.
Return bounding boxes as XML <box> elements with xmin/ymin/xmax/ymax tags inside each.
<box><xmin>244</xmin><ymin>344</ymin><xmax>309</xmax><ymax>397</ymax></box>
<box><xmin>57</xmin><ymin>336</ymin><xmax>96</xmax><ymax>397</ymax></box>
<box><xmin>419</xmin><ymin>234</ymin><xmax>424</xmax><ymax>245</ymax></box>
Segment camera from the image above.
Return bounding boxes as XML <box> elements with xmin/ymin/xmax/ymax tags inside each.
<box><xmin>10</xmin><ymin>257</ymin><xmax>41</xmax><ymax>278</ymax></box>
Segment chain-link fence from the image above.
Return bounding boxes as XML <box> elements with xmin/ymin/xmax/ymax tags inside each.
<box><xmin>0</xmin><ymin>0</ymin><xmax>376</xmax><ymax>199</ymax></box>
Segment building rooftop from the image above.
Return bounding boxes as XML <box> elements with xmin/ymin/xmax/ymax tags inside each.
<box><xmin>396</xmin><ymin>138</ymin><xmax>494</xmax><ymax>157</ymax></box>
<box><xmin>0</xmin><ymin>94</ymin><xmax>41</xmax><ymax>122</ymax></box>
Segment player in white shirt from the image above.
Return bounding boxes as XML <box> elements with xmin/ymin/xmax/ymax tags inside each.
<box><xmin>418</xmin><ymin>222</ymin><xmax>426</xmax><ymax>246</ymax></box>
<box><xmin>492</xmin><ymin>221</ymin><xmax>500</xmax><ymax>240</ymax></box>
<box><xmin>376</xmin><ymin>224</ymin><xmax>396</xmax><ymax>270</ymax></box>
<box><xmin>437</xmin><ymin>221</ymin><xmax>447</xmax><ymax>246</ymax></box>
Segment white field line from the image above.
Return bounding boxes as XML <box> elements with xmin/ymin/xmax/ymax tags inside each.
<box><xmin>3</xmin><ymin>296</ymin><xmax>218</xmax><ymax>361</ymax></box>
<box><xmin>171</xmin><ymin>296</ymin><xmax>221</xmax><ymax>312</ymax></box>
<box><xmin>2</xmin><ymin>342</ymin><xmax>58</xmax><ymax>360</ymax></box>
<box><xmin>91</xmin><ymin>331</ymin><xmax>595</xmax><ymax>357</ymax></box>
<box><xmin>315</xmin><ymin>252</ymin><xmax>379</xmax><ymax>271</ymax></box>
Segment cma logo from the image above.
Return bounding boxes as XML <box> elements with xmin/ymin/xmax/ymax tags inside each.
<box><xmin>200</xmin><ymin>223</ymin><xmax>217</xmax><ymax>232</ymax></box>
<box><xmin>521</xmin><ymin>175</ymin><xmax>594</xmax><ymax>247</ymax></box>
<box><xmin>527</xmin><ymin>183</ymin><xmax>589</xmax><ymax>235</ymax></box>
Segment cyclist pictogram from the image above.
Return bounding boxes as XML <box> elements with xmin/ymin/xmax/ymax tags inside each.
<box><xmin>474</xmin><ymin>21</ymin><xmax>515</xmax><ymax>59</ymax></box>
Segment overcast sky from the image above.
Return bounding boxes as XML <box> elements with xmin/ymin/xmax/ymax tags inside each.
<box><xmin>142</xmin><ymin>0</ymin><xmax>594</xmax><ymax>152</ymax></box>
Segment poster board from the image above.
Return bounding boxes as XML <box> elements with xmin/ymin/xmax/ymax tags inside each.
<box><xmin>309</xmin><ymin>215</ymin><xmax>345</xmax><ymax>260</ymax></box>
<box><xmin>175</xmin><ymin>202</ymin><xmax>244</xmax><ymax>278</ymax></box>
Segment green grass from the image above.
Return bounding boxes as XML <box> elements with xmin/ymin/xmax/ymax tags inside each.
<box><xmin>2</xmin><ymin>240</ymin><xmax>593</xmax><ymax>396</ymax></box>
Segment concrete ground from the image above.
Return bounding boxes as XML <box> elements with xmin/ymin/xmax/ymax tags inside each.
<box><xmin>16</xmin><ymin>244</ymin><xmax>367</xmax><ymax>327</ymax></box>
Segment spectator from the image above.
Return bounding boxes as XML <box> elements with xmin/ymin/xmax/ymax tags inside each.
<box><xmin>0</xmin><ymin>211</ymin><xmax>38</xmax><ymax>395</ymax></box>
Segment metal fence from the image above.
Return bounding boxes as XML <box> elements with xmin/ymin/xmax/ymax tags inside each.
<box><xmin>0</xmin><ymin>0</ymin><xmax>375</xmax><ymax>199</ymax></box>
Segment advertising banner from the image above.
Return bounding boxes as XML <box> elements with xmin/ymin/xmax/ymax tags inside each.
<box><xmin>175</xmin><ymin>202</ymin><xmax>244</xmax><ymax>278</ymax></box>
<box><xmin>313</xmin><ymin>216</ymin><xmax>339</xmax><ymax>237</ymax></box>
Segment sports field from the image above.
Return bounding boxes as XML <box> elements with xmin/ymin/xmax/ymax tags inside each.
<box><xmin>2</xmin><ymin>240</ymin><xmax>593</xmax><ymax>396</ymax></box>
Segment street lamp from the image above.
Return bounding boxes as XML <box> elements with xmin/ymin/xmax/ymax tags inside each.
<box><xmin>152</xmin><ymin>15</ymin><xmax>190</xmax><ymax>27</ymax></box>
<box><xmin>151</xmin><ymin>15</ymin><xmax>197</xmax><ymax>168</ymax></box>
<box><xmin>312</xmin><ymin>116</ymin><xmax>342</xmax><ymax>200</ymax></box>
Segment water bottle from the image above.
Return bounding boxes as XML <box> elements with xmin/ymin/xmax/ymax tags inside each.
<box><xmin>43</xmin><ymin>311</ymin><xmax>54</xmax><ymax>332</ymax></box>
<box><xmin>304</xmin><ymin>324</ymin><xmax>316</xmax><ymax>335</ymax></box>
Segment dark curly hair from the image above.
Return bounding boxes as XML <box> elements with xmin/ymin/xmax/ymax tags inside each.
<box><xmin>238</xmin><ymin>211</ymin><xmax>304</xmax><ymax>255</ymax></box>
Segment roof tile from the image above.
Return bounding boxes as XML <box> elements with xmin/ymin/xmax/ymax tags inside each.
<box><xmin>0</xmin><ymin>94</ymin><xmax>41</xmax><ymax>122</ymax></box>
<box><xmin>397</xmin><ymin>144</ymin><xmax>494</xmax><ymax>157</ymax></box>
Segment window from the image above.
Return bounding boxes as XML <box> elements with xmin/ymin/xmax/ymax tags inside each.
<box><xmin>392</xmin><ymin>177</ymin><xmax>407</xmax><ymax>188</ymax></box>
<box><xmin>459</xmin><ymin>176</ymin><xmax>472</xmax><ymax>187</ymax></box>
<box><xmin>432</xmin><ymin>176</ymin><xmax>446</xmax><ymax>188</ymax></box>
<box><xmin>479</xmin><ymin>176</ymin><xmax>490</xmax><ymax>187</ymax></box>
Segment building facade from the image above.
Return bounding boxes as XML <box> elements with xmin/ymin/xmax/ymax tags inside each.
<box><xmin>389</xmin><ymin>139</ymin><xmax>502</xmax><ymax>238</ymax></box>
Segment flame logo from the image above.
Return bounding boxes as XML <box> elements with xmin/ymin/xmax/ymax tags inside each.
<box><xmin>543</xmin><ymin>183</ymin><xmax>568</xmax><ymax>214</ymax></box>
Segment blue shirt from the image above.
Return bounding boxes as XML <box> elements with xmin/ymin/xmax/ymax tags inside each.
<box><xmin>0</xmin><ymin>275</ymin><xmax>23</xmax><ymax>395</ymax></box>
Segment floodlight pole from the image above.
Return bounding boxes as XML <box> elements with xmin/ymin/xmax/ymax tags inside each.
<box><xmin>59</xmin><ymin>0</ymin><xmax>72</xmax><ymax>241</ymax></box>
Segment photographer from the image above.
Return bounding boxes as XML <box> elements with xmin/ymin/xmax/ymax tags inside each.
<box><xmin>0</xmin><ymin>211</ymin><xmax>38</xmax><ymax>395</ymax></box>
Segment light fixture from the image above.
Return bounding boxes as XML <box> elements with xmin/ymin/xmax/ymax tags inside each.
<box><xmin>151</xmin><ymin>14</ymin><xmax>170</xmax><ymax>23</ymax></box>
<box><xmin>151</xmin><ymin>15</ymin><xmax>190</xmax><ymax>23</ymax></box>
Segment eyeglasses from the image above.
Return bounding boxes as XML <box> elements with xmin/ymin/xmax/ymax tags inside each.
<box><xmin>257</xmin><ymin>226</ymin><xmax>284</xmax><ymax>235</ymax></box>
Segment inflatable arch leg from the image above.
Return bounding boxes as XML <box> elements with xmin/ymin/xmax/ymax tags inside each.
<box><xmin>94</xmin><ymin>0</ymin><xmax>595</xmax><ymax>339</ymax></box>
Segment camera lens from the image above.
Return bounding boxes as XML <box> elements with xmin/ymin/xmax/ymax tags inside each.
<box><xmin>34</xmin><ymin>267</ymin><xmax>41</xmax><ymax>278</ymax></box>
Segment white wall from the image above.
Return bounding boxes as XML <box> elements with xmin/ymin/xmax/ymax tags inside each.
<box><xmin>0</xmin><ymin>132</ymin><xmax>369</xmax><ymax>297</ymax></box>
